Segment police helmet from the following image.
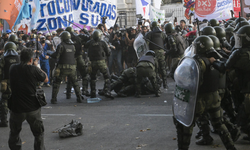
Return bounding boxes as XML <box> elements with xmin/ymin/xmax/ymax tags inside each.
<box><xmin>235</xmin><ymin>17</ymin><xmax>247</xmax><ymax>25</ymax></box>
<box><xmin>150</xmin><ymin>21</ymin><xmax>158</xmax><ymax>30</ymax></box>
<box><xmin>65</xmin><ymin>26</ymin><xmax>74</xmax><ymax>33</ymax></box>
<box><xmin>145</xmin><ymin>50</ymin><xmax>155</xmax><ymax>57</ymax></box>
<box><xmin>92</xmin><ymin>29</ymin><xmax>103</xmax><ymax>41</ymax></box>
<box><xmin>214</xmin><ymin>26</ymin><xmax>226</xmax><ymax>41</ymax></box>
<box><xmin>60</xmin><ymin>31</ymin><xmax>73</xmax><ymax>44</ymax></box>
<box><xmin>193</xmin><ymin>35</ymin><xmax>214</xmax><ymax>55</ymax></box>
<box><xmin>8</xmin><ymin>34</ymin><xmax>18</xmax><ymax>44</ymax></box>
<box><xmin>233</xmin><ymin>21</ymin><xmax>250</xmax><ymax>32</ymax></box>
<box><xmin>164</xmin><ymin>23</ymin><xmax>175</xmax><ymax>34</ymax></box>
<box><xmin>236</xmin><ymin>25</ymin><xmax>250</xmax><ymax>47</ymax></box>
<box><xmin>208</xmin><ymin>35</ymin><xmax>221</xmax><ymax>51</ymax></box>
<box><xmin>209</xmin><ymin>19</ymin><xmax>219</xmax><ymax>27</ymax></box>
<box><xmin>4</xmin><ymin>42</ymin><xmax>17</xmax><ymax>52</ymax></box>
<box><xmin>200</xmin><ymin>26</ymin><xmax>216</xmax><ymax>36</ymax></box>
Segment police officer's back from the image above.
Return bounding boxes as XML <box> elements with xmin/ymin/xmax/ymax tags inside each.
<box><xmin>85</xmin><ymin>29</ymin><xmax>111</xmax><ymax>98</ymax></box>
<box><xmin>50</xmin><ymin>31</ymin><xmax>82</xmax><ymax>104</ymax></box>
<box><xmin>145</xmin><ymin>21</ymin><xmax>168</xmax><ymax>89</ymax></box>
<box><xmin>135</xmin><ymin>50</ymin><xmax>159</xmax><ymax>98</ymax></box>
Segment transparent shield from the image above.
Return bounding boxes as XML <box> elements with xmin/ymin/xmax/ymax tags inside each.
<box><xmin>173</xmin><ymin>57</ymin><xmax>200</xmax><ymax>127</ymax></box>
<box><xmin>184</xmin><ymin>45</ymin><xmax>195</xmax><ymax>57</ymax></box>
<box><xmin>133</xmin><ymin>33</ymin><xmax>149</xmax><ymax>59</ymax></box>
<box><xmin>234</xmin><ymin>32</ymin><xmax>242</xmax><ymax>49</ymax></box>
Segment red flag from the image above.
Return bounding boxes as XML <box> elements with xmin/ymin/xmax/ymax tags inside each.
<box><xmin>6</xmin><ymin>0</ymin><xmax>23</xmax><ymax>29</ymax></box>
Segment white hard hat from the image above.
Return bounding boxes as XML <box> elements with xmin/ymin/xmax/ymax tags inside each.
<box><xmin>46</xmin><ymin>33</ymin><xmax>51</xmax><ymax>37</ymax></box>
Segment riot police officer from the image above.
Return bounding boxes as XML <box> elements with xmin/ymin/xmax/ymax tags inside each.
<box><xmin>135</xmin><ymin>50</ymin><xmax>159</xmax><ymax>98</ymax></box>
<box><xmin>85</xmin><ymin>29</ymin><xmax>111</xmax><ymax>98</ymax></box>
<box><xmin>145</xmin><ymin>21</ymin><xmax>168</xmax><ymax>89</ymax></box>
<box><xmin>200</xmin><ymin>26</ymin><xmax>216</xmax><ymax>36</ymax></box>
<box><xmin>211</xmin><ymin>25</ymin><xmax>250</xmax><ymax>141</ymax></box>
<box><xmin>65</xmin><ymin>27</ymin><xmax>90</xmax><ymax>97</ymax></box>
<box><xmin>0</xmin><ymin>42</ymin><xmax>20</xmax><ymax>127</ymax></box>
<box><xmin>174</xmin><ymin>35</ymin><xmax>236</xmax><ymax>150</ymax></box>
<box><xmin>164</xmin><ymin>23</ymin><xmax>186</xmax><ymax>79</ymax></box>
<box><xmin>214</xmin><ymin>26</ymin><xmax>232</xmax><ymax>51</ymax></box>
<box><xmin>50</xmin><ymin>31</ymin><xmax>82</xmax><ymax>104</ymax></box>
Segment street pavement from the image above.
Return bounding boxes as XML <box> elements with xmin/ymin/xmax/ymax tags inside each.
<box><xmin>0</xmin><ymin>78</ymin><xmax>250</xmax><ymax>150</ymax></box>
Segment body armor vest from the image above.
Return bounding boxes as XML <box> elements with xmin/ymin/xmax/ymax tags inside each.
<box><xmin>149</xmin><ymin>32</ymin><xmax>164</xmax><ymax>50</ymax></box>
<box><xmin>138</xmin><ymin>55</ymin><xmax>155</xmax><ymax>65</ymax></box>
<box><xmin>199</xmin><ymin>57</ymin><xmax>220</xmax><ymax>93</ymax></box>
<box><xmin>88</xmin><ymin>41</ymin><xmax>106</xmax><ymax>61</ymax></box>
<box><xmin>58</xmin><ymin>43</ymin><xmax>75</xmax><ymax>65</ymax></box>
<box><xmin>3</xmin><ymin>55</ymin><xmax>20</xmax><ymax>79</ymax></box>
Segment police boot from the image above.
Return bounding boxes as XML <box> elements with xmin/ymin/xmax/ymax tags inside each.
<box><xmin>162</xmin><ymin>78</ymin><xmax>168</xmax><ymax>89</ymax></box>
<box><xmin>0</xmin><ymin>113</ymin><xmax>8</xmax><ymax>127</ymax></box>
<box><xmin>195</xmin><ymin>129</ymin><xmax>202</xmax><ymax>139</ymax></box>
<box><xmin>82</xmin><ymin>78</ymin><xmax>90</xmax><ymax>96</ymax></box>
<box><xmin>50</xmin><ymin>98</ymin><xmax>57</xmax><ymax>104</ymax></box>
<box><xmin>90</xmin><ymin>80</ymin><xmax>96</xmax><ymax>98</ymax></box>
<box><xmin>224</xmin><ymin>117</ymin><xmax>241</xmax><ymax>142</ymax></box>
<box><xmin>66</xmin><ymin>86</ymin><xmax>71</xmax><ymax>99</ymax></box>
<box><xmin>196</xmin><ymin>135</ymin><xmax>213</xmax><ymax>145</ymax></box>
<box><xmin>76</xmin><ymin>95</ymin><xmax>83</xmax><ymax>103</ymax></box>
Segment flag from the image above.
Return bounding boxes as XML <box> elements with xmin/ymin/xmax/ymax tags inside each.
<box><xmin>136</xmin><ymin>0</ymin><xmax>150</xmax><ymax>19</ymax></box>
<box><xmin>0</xmin><ymin>0</ymin><xmax>16</xmax><ymax>20</ymax></box>
<box><xmin>30</xmin><ymin>0</ymin><xmax>40</xmax><ymax>30</ymax></box>
<box><xmin>12</xmin><ymin>0</ymin><xmax>30</xmax><ymax>29</ymax></box>
<box><xmin>5</xmin><ymin>0</ymin><xmax>23</xmax><ymax>29</ymax></box>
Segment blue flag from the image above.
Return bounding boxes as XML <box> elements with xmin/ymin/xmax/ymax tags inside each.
<box><xmin>30</xmin><ymin>0</ymin><xmax>40</xmax><ymax>30</ymax></box>
<box><xmin>12</xmin><ymin>0</ymin><xmax>30</xmax><ymax>29</ymax></box>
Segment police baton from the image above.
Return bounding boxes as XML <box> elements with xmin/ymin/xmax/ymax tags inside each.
<box><xmin>222</xmin><ymin>20</ymin><xmax>235</xmax><ymax>28</ymax></box>
<box><xmin>143</xmin><ymin>37</ymin><xmax>168</xmax><ymax>51</ymax></box>
<box><xmin>63</xmin><ymin>18</ymin><xmax>82</xmax><ymax>30</ymax></box>
<box><xmin>45</xmin><ymin>23</ymin><xmax>57</xmax><ymax>49</ymax></box>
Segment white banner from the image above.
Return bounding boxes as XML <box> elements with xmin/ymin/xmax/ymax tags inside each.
<box><xmin>149</xmin><ymin>5</ymin><xmax>165</xmax><ymax>24</ymax></box>
<box><xmin>17</xmin><ymin>0</ymin><xmax>117</xmax><ymax>32</ymax></box>
<box><xmin>195</xmin><ymin>0</ymin><xmax>233</xmax><ymax>21</ymax></box>
<box><xmin>136</xmin><ymin>0</ymin><xmax>151</xmax><ymax>19</ymax></box>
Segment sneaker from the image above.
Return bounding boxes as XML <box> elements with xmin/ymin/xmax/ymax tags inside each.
<box><xmin>45</xmin><ymin>84</ymin><xmax>50</xmax><ymax>87</ymax></box>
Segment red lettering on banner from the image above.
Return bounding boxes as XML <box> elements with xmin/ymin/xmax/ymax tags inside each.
<box><xmin>234</xmin><ymin>0</ymin><xmax>241</xmax><ymax>17</ymax></box>
<box><xmin>195</xmin><ymin>0</ymin><xmax>216</xmax><ymax>17</ymax></box>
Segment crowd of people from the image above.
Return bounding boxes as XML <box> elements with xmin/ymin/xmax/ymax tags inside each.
<box><xmin>0</xmin><ymin>16</ymin><xmax>250</xmax><ymax>150</ymax></box>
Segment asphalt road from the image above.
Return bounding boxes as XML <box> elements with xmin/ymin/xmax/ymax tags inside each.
<box><xmin>0</xmin><ymin>78</ymin><xmax>249</xmax><ymax>150</ymax></box>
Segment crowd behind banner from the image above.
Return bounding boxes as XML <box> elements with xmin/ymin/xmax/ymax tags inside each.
<box><xmin>1</xmin><ymin>12</ymin><xmax>250</xmax><ymax>149</ymax></box>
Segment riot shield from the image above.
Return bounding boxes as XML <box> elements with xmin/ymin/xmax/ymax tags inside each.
<box><xmin>233</xmin><ymin>32</ymin><xmax>242</xmax><ymax>49</ymax></box>
<box><xmin>133</xmin><ymin>33</ymin><xmax>149</xmax><ymax>59</ymax></box>
<box><xmin>184</xmin><ymin>45</ymin><xmax>195</xmax><ymax>57</ymax></box>
<box><xmin>173</xmin><ymin>56</ymin><xmax>200</xmax><ymax>127</ymax></box>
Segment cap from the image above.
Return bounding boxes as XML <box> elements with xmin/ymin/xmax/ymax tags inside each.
<box><xmin>132</xmin><ymin>26</ymin><xmax>137</xmax><ymax>30</ymax></box>
<box><xmin>52</xmin><ymin>31</ymin><xmax>57</xmax><ymax>35</ymax></box>
<box><xmin>38</xmin><ymin>31</ymin><xmax>43</xmax><ymax>34</ymax></box>
<box><xmin>6</xmin><ymin>29</ymin><xmax>11</xmax><ymax>34</ymax></box>
<box><xmin>40</xmin><ymin>35</ymin><xmax>45</xmax><ymax>39</ymax></box>
<box><xmin>46</xmin><ymin>33</ymin><xmax>51</xmax><ymax>37</ymax></box>
<box><xmin>187</xmin><ymin>24</ymin><xmax>194</xmax><ymax>27</ymax></box>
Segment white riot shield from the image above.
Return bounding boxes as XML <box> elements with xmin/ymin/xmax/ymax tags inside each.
<box><xmin>173</xmin><ymin>56</ymin><xmax>200</xmax><ymax>127</ymax></box>
<box><xmin>133</xmin><ymin>33</ymin><xmax>149</xmax><ymax>59</ymax></box>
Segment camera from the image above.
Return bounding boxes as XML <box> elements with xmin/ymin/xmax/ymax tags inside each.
<box><xmin>102</xmin><ymin>16</ymin><xmax>107</xmax><ymax>24</ymax></box>
<box><xmin>136</xmin><ymin>14</ymin><xmax>145</xmax><ymax>25</ymax></box>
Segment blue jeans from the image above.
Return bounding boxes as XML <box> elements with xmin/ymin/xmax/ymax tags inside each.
<box><xmin>108</xmin><ymin>49</ymin><xmax>123</xmax><ymax>75</ymax></box>
<box><xmin>40</xmin><ymin>59</ymin><xmax>50</xmax><ymax>84</ymax></box>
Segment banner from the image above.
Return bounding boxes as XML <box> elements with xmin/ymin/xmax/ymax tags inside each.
<box><xmin>149</xmin><ymin>5</ymin><xmax>165</xmax><ymax>24</ymax></box>
<box><xmin>233</xmin><ymin>0</ymin><xmax>240</xmax><ymax>17</ymax></box>
<box><xmin>4</xmin><ymin>0</ymin><xmax>23</xmax><ymax>29</ymax></box>
<box><xmin>195</xmin><ymin>0</ymin><xmax>234</xmax><ymax>21</ymax></box>
<box><xmin>241</xmin><ymin>0</ymin><xmax>250</xmax><ymax>18</ymax></box>
<box><xmin>136</xmin><ymin>0</ymin><xmax>150</xmax><ymax>19</ymax></box>
<box><xmin>16</xmin><ymin>0</ymin><xmax>117</xmax><ymax>32</ymax></box>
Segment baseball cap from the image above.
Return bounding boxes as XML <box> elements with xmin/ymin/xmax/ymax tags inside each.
<box><xmin>6</xmin><ymin>29</ymin><xmax>11</xmax><ymax>34</ymax></box>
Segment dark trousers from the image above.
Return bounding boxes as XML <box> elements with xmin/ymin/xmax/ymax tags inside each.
<box><xmin>8</xmin><ymin>108</ymin><xmax>45</xmax><ymax>150</ymax></box>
